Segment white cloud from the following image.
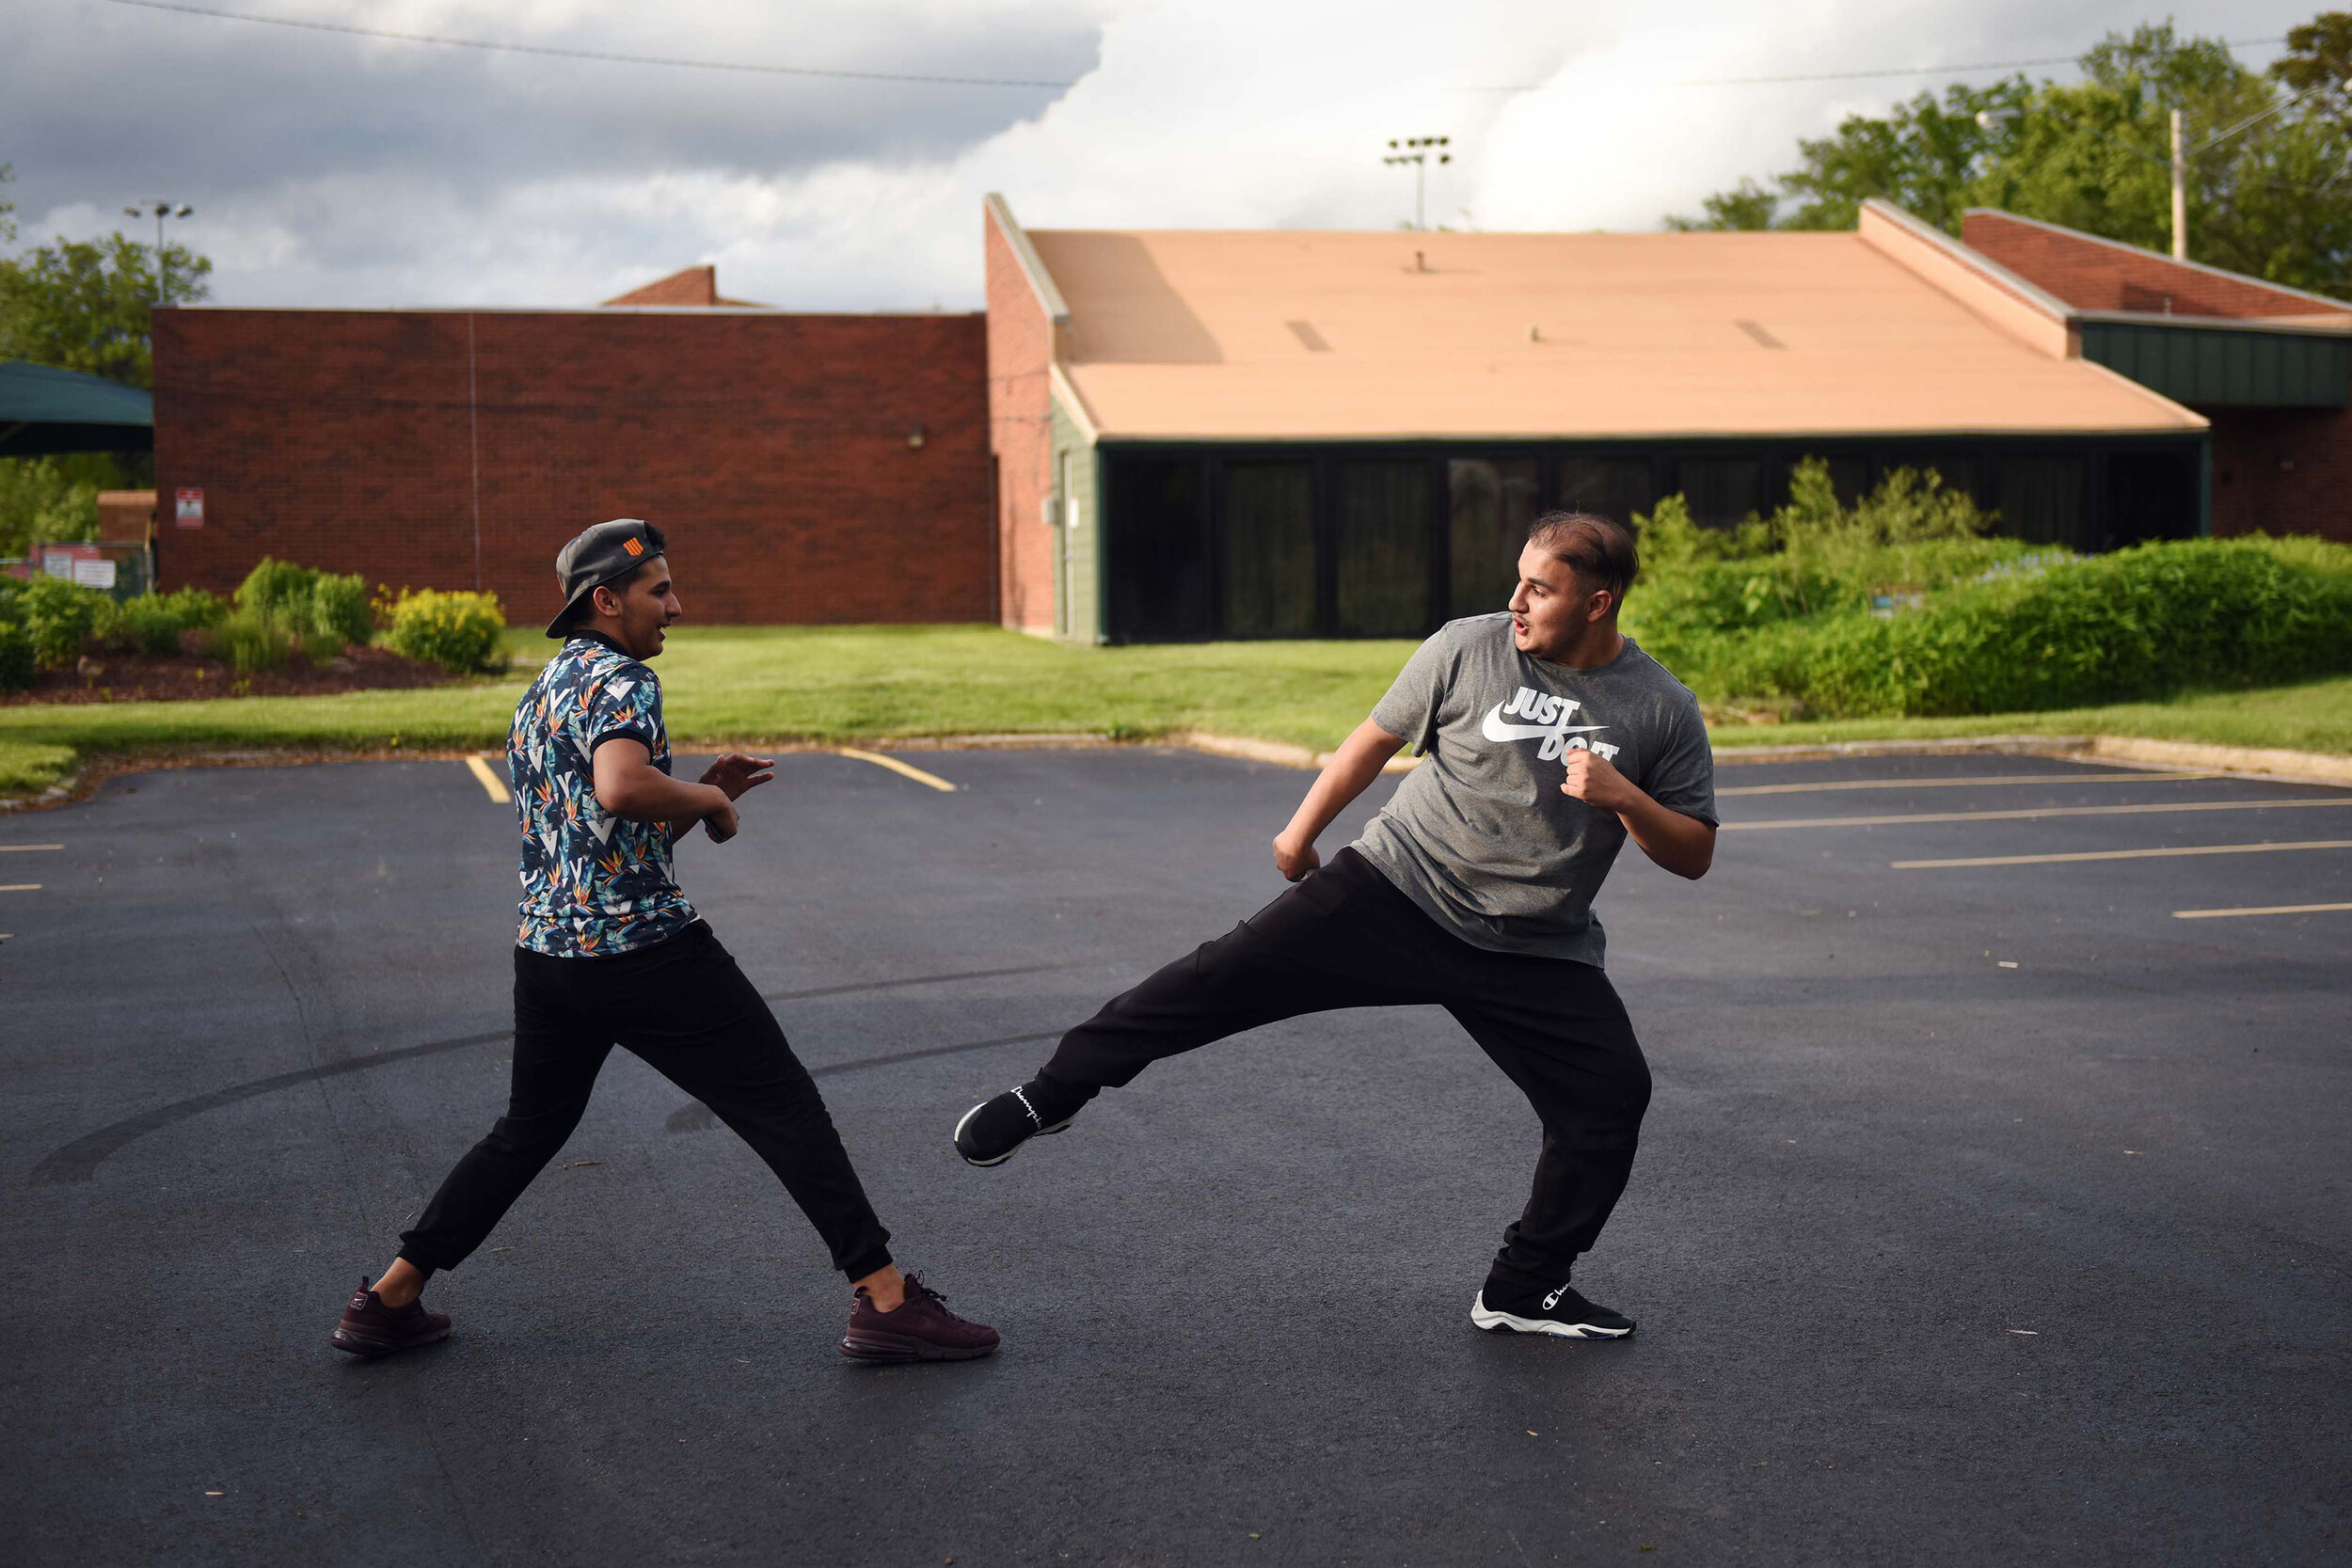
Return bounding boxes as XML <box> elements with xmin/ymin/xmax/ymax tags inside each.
<box><xmin>2</xmin><ymin>0</ymin><xmax>2311</xmax><ymax>309</ymax></box>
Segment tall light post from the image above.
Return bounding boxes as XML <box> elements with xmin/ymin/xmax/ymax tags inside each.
<box><xmin>123</xmin><ymin>199</ymin><xmax>194</xmax><ymax>304</ymax></box>
<box><xmin>1383</xmin><ymin>136</ymin><xmax>1451</xmax><ymax>230</ymax></box>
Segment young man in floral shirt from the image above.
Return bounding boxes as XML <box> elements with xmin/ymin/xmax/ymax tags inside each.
<box><xmin>333</xmin><ymin>518</ymin><xmax>996</xmax><ymax>1364</ymax></box>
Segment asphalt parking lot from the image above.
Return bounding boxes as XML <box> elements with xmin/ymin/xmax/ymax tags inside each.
<box><xmin>4</xmin><ymin>745</ymin><xmax>2347</xmax><ymax>1566</ymax></box>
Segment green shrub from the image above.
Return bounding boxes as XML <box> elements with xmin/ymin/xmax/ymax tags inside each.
<box><xmin>18</xmin><ymin>577</ymin><xmax>113</xmax><ymax>669</ymax></box>
<box><xmin>1698</xmin><ymin>536</ymin><xmax>2352</xmax><ymax>719</ymax></box>
<box><xmin>384</xmin><ymin>588</ymin><xmax>506</xmax><ymax>673</ymax></box>
<box><xmin>99</xmin><ymin>586</ymin><xmax>230</xmax><ymax>657</ymax></box>
<box><xmin>0</xmin><ymin>617</ymin><xmax>33</xmax><ymax>692</ymax></box>
<box><xmin>309</xmin><ymin>571</ymin><xmax>372</xmax><ymax>646</ymax></box>
<box><xmin>236</xmin><ymin>556</ymin><xmax>320</xmax><ymax>619</ymax></box>
<box><xmin>202</xmin><ymin>609</ymin><xmax>291</xmax><ymax>675</ymax></box>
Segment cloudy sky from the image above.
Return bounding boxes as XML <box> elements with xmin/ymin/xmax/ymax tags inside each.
<box><xmin>0</xmin><ymin>0</ymin><xmax>2314</xmax><ymax>310</ymax></box>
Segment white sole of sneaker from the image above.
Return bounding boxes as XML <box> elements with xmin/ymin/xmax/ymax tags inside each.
<box><xmin>1469</xmin><ymin>1291</ymin><xmax>1633</xmax><ymax>1339</ymax></box>
<box><xmin>952</xmin><ymin>1101</ymin><xmax>1071</xmax><ymax>1168</ymax></box>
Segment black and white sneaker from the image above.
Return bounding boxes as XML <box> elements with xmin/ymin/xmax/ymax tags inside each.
<box><xmin>1470</xmin><ymin>1276</ymin><xmax>1635</xmax><ymax>1339</ymax></box>
<box><xmin>952</xmin><ymin>1077</ymin><xmax>1089</xmax><ymax>1167</ymax></box>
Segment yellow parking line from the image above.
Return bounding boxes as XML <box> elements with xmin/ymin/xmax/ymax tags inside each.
<box><xmin>836</xmin><ymin>749</ymin><xmax>957</xmax><ymax>793</ymax></box>
<box><xmin>0</xmin><ymin>844</ymin><xmax>63</xmax><ymax>852</ymax></box>
<box><xmin>2173</xmin><ymin>902</ymin><xmax>2352</xmax><ymax>920</ymax></box>
<box><xmin>0</xmin><ymin>883</ymin><xmax>40</xmax><ymax>893</ymax></box>
<box><xmin>1894</xmin><ymin>839</ymin><xmax>2352</xmax><ymax>870</ymax></box>
<box><xmin>1724</xmin><ymin>797</ymin><xmax>2351</xmax><ymax>832</ymax></box>
<box><xmin>1718</xmin><ymin>772</ymin><xmax>2213</xmax><ymax>797</ymax></box>
<box><xmin>464</xmin><ymin>753</ymin><xmax>511</xmax><ymax>803</ymax></box>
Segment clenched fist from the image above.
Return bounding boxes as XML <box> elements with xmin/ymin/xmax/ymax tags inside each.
<box><xmin>1559</xmin><ymin>746</ymin><xmax>1639</xmax><ymax>813</ymax></box>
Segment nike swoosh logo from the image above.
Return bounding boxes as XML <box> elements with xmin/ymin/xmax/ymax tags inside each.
<box><xmin>1481</xmin><ymin>703</ymin><xmax>1609</xmax><ymax>744</ymax></box>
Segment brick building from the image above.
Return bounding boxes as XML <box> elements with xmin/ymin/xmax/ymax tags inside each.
<box><xmin>152</xmin><ymin>269</ymin><xmax>993</xmax><ymax>627</ymax></box>
<box><xmin>149</xmin><ymin>208</ymin><xmax>2351</xmax><ymax>639</ymax></box>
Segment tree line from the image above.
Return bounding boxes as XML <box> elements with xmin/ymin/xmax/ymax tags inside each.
<box><xmin>1666</xmin><ymin>17</ymin><xmax>2352</xmax><ymax>299</ymax></box>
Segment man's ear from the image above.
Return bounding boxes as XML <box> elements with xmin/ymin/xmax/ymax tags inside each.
<box><xmin>1585</xmin><ymin>587</ymin><xmax>1616</xmax><ymax>624</ymax></box>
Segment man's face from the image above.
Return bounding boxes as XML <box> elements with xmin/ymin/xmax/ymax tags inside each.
<box><xmin>590</xmin><ymin>556</ymin><xmax>681</xmax><ymax>659</ymax></box>
<box><xmin>1506</xmin><ymin>541</ymin><xmax>1610</xmax><ymax>661</ymax></box>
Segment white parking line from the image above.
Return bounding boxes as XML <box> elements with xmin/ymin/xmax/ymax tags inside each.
<box><xmin>835</xmin><ymin>749</ymin><xmax>957</xmax><ymax>793</ymax></box>
<box><xmin>0</xmin><ymin>883</ymin><xmax>40</xmax><ymax>893</ymax></box>
<box><xmin>2172</xmin><ymin>902</ymin><xmax>2352</xmax><ymax>920</ymax></box>
<box><xmin>0</xmin><ymin>844</ymin><xmax>63</xmax><ymax>852</ymax></box>
<box><xmin>1723</xmin><ymin>798</ymin><xmax>2352</xmax><ymax>832</ymax></box>
<box><xmin>1717</xmin><ymin>772</ymin><xmax>2213</xmax><ymax>797</ymax></box>
<box><xmin>1894</xmin><ymin>840</ymin><xmax>2352</xmax><ymax>870</ymax></box>
<box><xmin>464</xmin><ymin>754</ymin><xmax>511</xmax><ymax>803</ymax></box>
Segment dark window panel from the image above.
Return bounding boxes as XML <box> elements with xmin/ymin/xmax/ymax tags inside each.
<box><xmin>1107</xmin><ymin>456</ymin><xmax>1209</xmax><ymax>641</ymax></box>
<box><xmin>1674</xmin><ymin>458</ymin><xmax>1762</xmax><ymax>529</ymax></box>
<box><xmin>1220</xmin><ymin>461</ymin><xmax>1317</xmax><ymax>637</ymax></box>
<box><xmin>1555</xmin><ymin>457</ymin><xmax>1653</xmax><ymax>527</ymax></box>
<box><xmin>1335</xmin><ymin>460</ymin><xmax>1431</xmax><ymax>636</ymax></box>
<box><xmin>1448</xmin><ymin>457</ymin><xmax>1539</xmax><ymax>619</ymax></box>
<box><xmin>1996</xmin><ymin>456</ymin><xmax>2088</xmax><ymax>550</ymax></box>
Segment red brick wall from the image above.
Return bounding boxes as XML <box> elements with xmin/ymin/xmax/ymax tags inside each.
<box><xmin>151</xmin><ymin>307</ymin><xmax>995</xmax><ymax>626</ymax></box>
<box><xmin>1962</xmin><ymin>211</ymin><xmax>2344</xmax><ymax>320</ymax></box>
<box><xmin>985</xmin><ymin>210</ymin><xmax>1057</xmax><ymax>633</ymax></box>
<box><xmin>2210</xmin><ymin>405</ymin><xmax>2352</xmax><ymax>543</ymax></box>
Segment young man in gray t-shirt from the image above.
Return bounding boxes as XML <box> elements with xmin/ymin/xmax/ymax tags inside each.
<box><xmin>954</xmin><ymin>513</ymin><xmax>1718</xmax><ymax>1339</ymax></box>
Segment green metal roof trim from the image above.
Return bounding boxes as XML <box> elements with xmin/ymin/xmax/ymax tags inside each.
<box><xmin>0</xmin><ymin>358</ymin><xmax>155</xmax><ymax>456</ymax></box>
<box><xmin>2078</xmin><ymin>322</ymin><xmax>2349</xmax><ymax>408</ymax></box>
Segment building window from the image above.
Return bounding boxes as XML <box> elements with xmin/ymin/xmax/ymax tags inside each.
<box><xmin>1220</xmin><ymin>461</ymin><xmax>1316</xmax><ymax>637</ymax></box>
<box><xmin>1106</xmin><ymin>456</ymin><xmax>1210</xmax><ymax>641</ymax></box>
<box><xmin>1996</xmin><ymin>457</ymin><xmax>2087</xmax><ymax>550</ymax></box>
<box><xmin>1334</xmin><ymin>461</ymin><xmax>1431</xmax><ymax>637</ymax></box>
<box><xmin>1673</xmin><ymin>458</ymin><xmax>1762</xmax><ymax>529</ymax></box>
<box><xmin>1449</xmin><ymin>457</ymin><xmax>1539</xmax><ymax>619</ymax></box>
<box><xmin>1556</xmin><ymin>457</ymin><xmax>1654</xmax><ymax>529</ymax></box>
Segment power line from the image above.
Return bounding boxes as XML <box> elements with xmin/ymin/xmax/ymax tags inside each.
<box><xmin>91</xmin><ymin>0</ymin><xmax>1081</xmax><ymax>88</ymax></box>
<box><xmin>1454</xmin><ymin>36</ymin><xmax>2288</xmax><ymax>91</ymax></box>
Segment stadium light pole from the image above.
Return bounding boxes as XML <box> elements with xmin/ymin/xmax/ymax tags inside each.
<box><xmin>124</xmin><ymin>200</ymin><xmax>195</xmax><ymax>304</ymax></box>
<box><xmin>1383</xmin><ymin>136</ymin><xmax>1452</xmax><ymax>230</ymax></box>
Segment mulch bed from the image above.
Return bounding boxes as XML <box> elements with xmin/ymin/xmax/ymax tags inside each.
<box><xmin>2</xmin><ymin>644</ymin><xmax>462</xmax><ymax>705</ymax></box>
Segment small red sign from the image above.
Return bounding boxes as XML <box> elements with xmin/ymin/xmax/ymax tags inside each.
<box><xmin>174</xmin><ymin>487</ymin><xmax>204</xmax><ymax>529</ymax></box>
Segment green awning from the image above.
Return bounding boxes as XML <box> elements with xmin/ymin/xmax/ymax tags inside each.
<box><xmin>0</xmin><ymin>359</ymin><xmax>154</xmax><ymax>456</ymax></box>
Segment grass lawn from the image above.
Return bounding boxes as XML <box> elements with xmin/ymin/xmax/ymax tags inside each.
<box><xmin>3</xmin><ymin>625</ymin><xmax>2349</xmax><ymax>797</ymax></box>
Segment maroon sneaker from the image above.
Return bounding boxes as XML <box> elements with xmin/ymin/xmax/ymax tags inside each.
<box><xmin>838</xmin><ymin>1274</ymin><xmax>999</xmax><ymax>1363</ymax></box>
<box><xmin>331</xmin><ymin>1275</ymin><xmax>453</xmax><ymax>1359</ymax></box>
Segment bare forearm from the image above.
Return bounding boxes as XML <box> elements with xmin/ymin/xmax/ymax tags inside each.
<box><xmin>1618</xmin><ymin>793</ymin><xmax>1715</xmax><ymax>879</ymax></box>
<box><xmin>1280</xmin><ymin>721</ymin><xmax>1406</xmax><ymax>849</ymax></box>
<box><xmin>596</xmin><ymin>764</ymin><xmax>725</xmax><ymax>826</ymax></box>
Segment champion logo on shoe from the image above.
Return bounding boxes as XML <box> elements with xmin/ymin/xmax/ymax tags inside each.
<box><xmin>1012</xmin><ymin>1086</ymin><xmax>1043</xmax><ymax>1130</ymax></box>
<box><xmin>1543</xmin><ymin>1283</ymin><xmax>1569</xmax><ymax>1310</ymax></box>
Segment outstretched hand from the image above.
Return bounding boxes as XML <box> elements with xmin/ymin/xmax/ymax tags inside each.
<box><xmin>700</xmin><ymin>753</ymin><xmax>776</xmax><ymax>800</ymax></box>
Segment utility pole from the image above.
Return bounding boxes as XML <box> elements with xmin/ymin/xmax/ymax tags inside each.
<box><xmin>2169</xmin><ymin>109</ymin><xmax>2186</xmax><ymax>261</ymax></box>
<box><xmin>1383</xmin><ymin>136</ymin><xmax>1452</xmax><ymax>230</ymax></box>
<box><xmin>123</xmin><ymin>199</ymin><xmax>194</xmax><ymax>304</ymax></box>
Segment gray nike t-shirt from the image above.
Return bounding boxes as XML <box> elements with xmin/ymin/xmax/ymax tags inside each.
<box><xmin>1352</xmin><ymin>614</ymin><xmax>1717</xmax><ymax>968</ymax></box>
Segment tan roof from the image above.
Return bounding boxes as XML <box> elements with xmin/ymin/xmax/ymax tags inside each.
<box><xmin>1026</xmin><ymin>229</ymin><xmax>2204</xmax><ymax>440</ymax></box>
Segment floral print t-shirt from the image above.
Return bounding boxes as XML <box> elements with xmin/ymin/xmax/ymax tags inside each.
<box><xmin>510</xmin><ymin>632</ymin><xmax>698</xmax><ymax>957</ymax></box>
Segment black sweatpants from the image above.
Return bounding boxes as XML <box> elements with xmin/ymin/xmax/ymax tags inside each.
<box><xmin>1043</xmin><ymin>848</ymin><xmax>1651</xmax><ymax>1289</ymax></box>
<box><xmin>398</xmin><ymin>921</ymin><xmax>894</xmax><ymax>1282</ymax></box>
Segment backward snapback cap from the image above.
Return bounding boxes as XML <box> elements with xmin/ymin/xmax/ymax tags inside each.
<box><xmin>546</xmin><ymin>518</ymin><xmax>664</xmax><ymax>638</ymax></box>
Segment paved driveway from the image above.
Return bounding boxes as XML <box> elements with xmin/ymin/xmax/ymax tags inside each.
<box><xmin>4</xmin><ymin>747</ymin><xmax>2346</xmax><ymax>1565</ymax></box>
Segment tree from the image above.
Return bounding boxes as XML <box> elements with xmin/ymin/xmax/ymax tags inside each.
<box><xmin>1664</xmin><ymin>19</ymin><xmax>2352</xmax><ymax>296</ymax></box>
<box><xmin>0</xmin><ymin>232</ymin><xmax>212</xmax><ymax>388</ymax></box>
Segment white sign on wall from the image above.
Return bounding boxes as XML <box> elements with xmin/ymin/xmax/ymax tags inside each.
<box><xmin>174</xmin><ymin>487</ymin><xmax>204</xmax><ymax>529</ymax></box>
<box><xmin>72</xmin><ymin>559</ymin><xmax>118</xmax><ymax>590</ymax></box>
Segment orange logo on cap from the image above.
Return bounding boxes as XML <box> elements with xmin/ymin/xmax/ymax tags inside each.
<box><xmin>622</xmin><ymin>537</ymin><xmax>644</xmax><ymax>557</ymax></box>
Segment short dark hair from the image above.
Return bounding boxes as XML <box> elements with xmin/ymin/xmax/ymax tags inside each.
<box><xmin>1526</xmin><ymin>511</ymin><xmax>1637</xmax><ymax>603</ymax></box>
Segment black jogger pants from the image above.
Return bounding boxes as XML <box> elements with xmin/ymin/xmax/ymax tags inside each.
<box><xmin>1042</xmin><ymin>848</ymin><xmax>1652</xmax><ymax>1289</ymax></box>
<box><xmin>398</xmin><ymin>921</ymin><xmax>894</xmax><ymax>1281</ymax></box>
